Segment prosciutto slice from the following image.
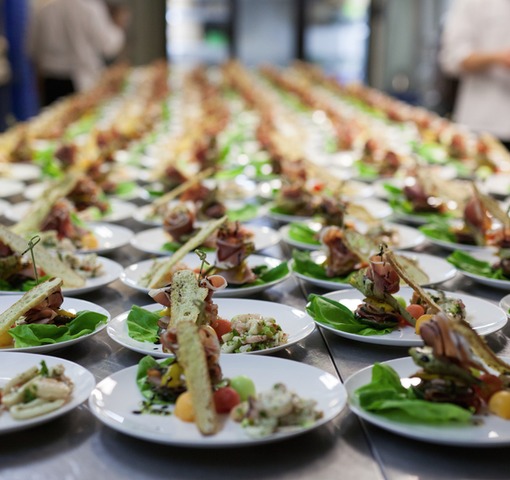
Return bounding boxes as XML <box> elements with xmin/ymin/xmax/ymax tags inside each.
<box><xmin>365</xmin><ymin>253</ymin><xmax>400</xmax><ymax>296</ymax></box>
<box><xmin>320</xmin><ymin>226</ymin><xmax>360</xmax><ymax>277</ymax></box>
<box><xmin>24</xmin><ymin>290</ymin><xmax>64</xmax><ymax>324</ymax></box>
<box><xmin>162</xmin><ymin>204</ymin><xmax>195</xmax><ymax>242</ymax></box>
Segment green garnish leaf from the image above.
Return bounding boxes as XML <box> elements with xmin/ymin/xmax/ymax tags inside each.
<box><xmin>127</xmin><ymin>306</ymin><xmax>161</xmax><ymax>343</ymax></box>
<box><xmin>292</xmin><ymin>250</ymin><xmax>354</xmax><ymax>283</ymax></box>
<box><xmin>8</xmin><ymin>311</ymin><xmax>107</xmax><ymax>347</ymax></box>
<box><xmin>226</xmin><ymin>204</ymin><xmax>259</xmax><ymax>222</ymax></box>
<box><xmin>136</xmin><ymin>355</ymin><xmax>175</xmax><ymax>403</ymax></box>
<box><xmin>288</xmin><ymin>223</ymin><xmax>321</xmax><ymax>245</ymax></box>
<box><xmin>306</xmin><ymin>294</ymin><xmax>394</xmax><ymax>335</ymax></box>
<box><xmin>447</xmin><ymin>250</ymin><xmax>507</xmax><ymax>279</ymax></box>
<box><xmin>355</xmin><ymin>363</ymin><xmax>472</xmax><ymax>423</ymax></box>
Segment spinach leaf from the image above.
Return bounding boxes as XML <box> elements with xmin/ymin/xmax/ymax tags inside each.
<box><xmin>306</xmin><ymin>294</ymin><xmax>394</xmax><ymax>335</ymax></box>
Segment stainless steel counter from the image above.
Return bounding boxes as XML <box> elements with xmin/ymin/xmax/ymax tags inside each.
<box><xmin>2</xmin><ymin>214</ymin><xmax>510</xmax><ymax>480</ymax></box>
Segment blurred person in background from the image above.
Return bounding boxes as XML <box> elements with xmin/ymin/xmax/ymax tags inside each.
<box><xmin>0</xmin><ymin>34</ymin><xmax>11</xmax><ymax>130</ymax></box>
<box><xmin>28</xmin><ymin>0</ymin><xmax>130</xmax><ymax>106</ymax></box>
<box><xmin>439</xmin><ymin>0</ymin><xmax>510</xmax><ymax>148</ymax></box>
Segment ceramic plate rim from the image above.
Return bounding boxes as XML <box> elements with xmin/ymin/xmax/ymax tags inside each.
<box><xmin>290</xmin><ymin>252</ymin><xmax>457</xmax><ymax>291</ymax></box>
<box><xmin>107</xmin><ymin>298</ymin><xmax>316</xmax><ymax>358</ymax></box>
<box><xmin>314</xmin><ymin>287</ymin><xmax>506</xmax><ymax>346</ymax></box>
<box><xmin>0</xmin><ymin>296</ymin><xmax>110</xmax><ymax>353</ymax></box>
<box><xmin>345</xmin><ymin>356</ymin><xmax>510</xmax><ymax>446</ymax></box>
<box><xmin>119</xmin><ymin>254</ymin><xmax>290</xmax><ymax>297</ymax></box>
<box><xmin>0</xmin><ymin>351</ymin><xmax>96</xmax><ymax>434</ymax></box>
<box><xmin>88</xmin><ymin>355</ymin><xmax>345</xmax><ymax>447</ymax></box>
<box><xmin>0</xmin><ymin>256</ymin><xmax>122</xmax><ymax>296</ymax></box>
<box><xmin>129</xmin><ymin>225</ymin><xmax>281</xmax><ymax>255</ymax></box>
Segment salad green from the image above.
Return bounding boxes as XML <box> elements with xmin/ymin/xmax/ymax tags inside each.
<box><xmin>447</xmin><ymin>251</ymin><xmax>507</xmax><ymax>279</ymax></box>
<box><xmin>355</xmin><ymin>363</ymin><xmax>472</xmax><ymax>423</ymax></box>
<box><xmin>306</xmin><ymin>294</ymin><xmax>394</xmax><ymax>336</ymax></box>
<box><xmin>7</xmin><ymin>310</ymin><xmax>107</xmax><ymax>348</ymax></box>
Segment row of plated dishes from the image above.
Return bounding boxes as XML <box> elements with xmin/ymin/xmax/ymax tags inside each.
<box><xmin>2</xmin><ymin>158</ymin><xmax>510</xmax><ymax>448</ymax></box>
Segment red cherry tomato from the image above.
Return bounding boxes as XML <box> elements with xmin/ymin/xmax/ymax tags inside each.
<box><xmin>213</xmin><ymin>387</ymin><xmax>241</xmax><ymax>414</ymax></box>
<box><xmin>406</xmin><ymin>304</ymin><xmax>425</xmax><ymax>320</ymax></box>
<box><xmin>211</xmin><ymin>318</ymin><xmax>232</xmax><ymax>340</ymax></box>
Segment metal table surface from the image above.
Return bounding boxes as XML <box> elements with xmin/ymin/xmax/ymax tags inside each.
<box><xmin>1</xmin><ymin>212</ymin><xmax>510</xmax><ymax>480</ymax></box>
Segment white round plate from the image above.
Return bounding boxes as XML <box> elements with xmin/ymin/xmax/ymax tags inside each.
<box><xmin>0</xmin><ymin>179</ymin><xmax>24</xmax><ymax>198</ymax></box>
<box><xmin>291</xmin><ymin>252</ymin><xmax>457</xmax><ymax>291</ymax></box>
<box><xmin>279</xmin><ymin>221</ymin><xmax>425</xmax><ymax>251</ymax></box>
<box><xmin>498</xmin><ymin>294</ymin><xmax>510</xmax><ymax>315</ymax></box>
<box><xmin>0</xmin><ymin>352</ymin><xmax>96</xmax><ymax>434</ymax></box>
<box><xmin>4</xmin><ymin>199</ymin><xmax>137</xmax><ymax>224</ymax></box>
<box><xmin>313</xmin><ymin>287</ymin><xmax>506</xmax><ymax>346</ymax></box>
<box><xmin>107</xmin><ymin>298</ymin><xmax>315</xmax><ymax>358</ymax></box>
<box><xmin>23</xmin><ymin>182</ymin><xmax>148</xmax><ymax>202</ymax></box>
<box><xmin>0</xmin><ymin>256</ymin><xmax>122</xmax><ymax>296</ymax></box>
<box><xmin>422</xmin><ymin>229</ymin><xmax>498</xmax><ymax>253</ymax></box>
<box><xmin>130</xmin><ymin>225</ymin><xmax>281</xmax><ymax>255</ymax></box>
<box><xmin>266</xmin><ymin>198</ymin><xmax>392</xmax><ymax>223</ymax></box>
<box><xmin>0</xmin><ymin>199</ymin><xmax>9</xmax><ymax>217</ymax></box>
<box><xmin>80</xmin><ymin>223</ymin><xmax>134</xmax><ymax>254</ymax></box>
<box><xmin>120</xmin><ymin>253</ymin><xmax>290</xmax><ymax>297</ymax></box>
<box><xmin>0</xmin><ymin>163</ymin><xmax>40</xmax><ymax>181</ymax></box>
<box><xmin>345</xmin><ymin>356</ymin><xmax>510</xmax><ymax>446</ymax></box>
<box><xmin>89</xmin><ymin>354</ymin><xmax>345</xmax><ymax>447</ymax></box>
<box><xmin>481</xmin><ymin>174</ymin><xmax>510</xmax><ymax>197</ymax></box>
<box><xmin>451</xmin><ymin>251</ymin><xmax>510</xmax><ymax>290</ymax></box>
<box><xmin>0</xmin><ymin>296</ymin><xmax>110</xmax><ymax>352</ymax></box>
<box><xmin>133</xmin><ymin>202</ymin><xmax>267</xmax><ymax>227</ymax></box>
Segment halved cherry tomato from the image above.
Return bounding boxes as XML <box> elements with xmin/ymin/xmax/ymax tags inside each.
<box><xmin>406</xmin><ymin>304</ymin><xmax>425</xmax><ymax>320</ymax></box>
<box><xmin>213</xmin><ymin>387</ymin><xmax>241</xmax><ymax>414</ymax></box>
<box><xmin>211</xmin><ymin>318</ymin><xmax>232</xmax><ymax>340</ymax></box>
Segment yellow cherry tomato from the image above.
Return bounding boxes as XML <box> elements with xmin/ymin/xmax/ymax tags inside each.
<box><xmin>489</xmin><ymin>391</ymin><xmax>510</xmax><ymax>419</ymax></box>
<box><xmin>0</xmin><ymin>330</ymin><xmax>13</xmax><ymax>347</ymax></box>
<box><xmin>174</xmin><ymin>392</ymin><xmax>195</xmax><ymax>422</ymax></box>
<box><xmin>415</xmin><ymin>314</ymin><xmax>435</xmax><ymax>334</ymax></box>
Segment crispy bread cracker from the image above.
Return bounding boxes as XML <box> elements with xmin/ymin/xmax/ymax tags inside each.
<box><xmin>0</xmin><ymin>225</ymin><xmax>85</xmax><ymax>288</ymax></box>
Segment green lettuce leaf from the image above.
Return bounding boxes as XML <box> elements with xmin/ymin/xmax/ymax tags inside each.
<box><xmin>288</xmin><ymin>223</ymin><xmax>321</xmax><ymax>245</ymax></box>
<box><xmin>355</xmin><ymin>363</ymin><xmax>472</xmax><ymax>423</ymax></box>
<box><xmin>115</xmin><ymin>181</ymin><xmax>137</xmax><ymax>197</ymax></box>
<box><xmin>226</xmin><ymin>204</ymin><xmax>259</xmax><ymax>222</ymax></box>
<box><xmin>306</xmin><ymin>294</ymin><xmax>394</xmax><ymax>335</ymax></box>
<box><xmin>292</xmin><ymin>250</ymin><xmax>353</xmax><ymax>283</ymax></box>
<box><xmin>419</xmin><ymin>221</ymin><xmax>457</xmax><ymax>243</ymax></box>
<box><xmin>241</xmin><ymin>262</ymin><xmax>289</xmax><ymax>287</ymax></box>
<box><xmin>136</xmin><ymin>355</ymin><xmax>176</xmax><ymax>403</ymax></box>
<box><xmin>447</xmin><ymin>250</ymin><xmax>507</xmax><ymax>279</ymax></box>
<box><xmin>127</xmin><ymin>305</ymin><xmax>161</xmax><ymax>343</ymax></box>
<box><xmin>8</xmin><ymin>311</ymin><xmax>107</xmax><ymax>347</ymax></box>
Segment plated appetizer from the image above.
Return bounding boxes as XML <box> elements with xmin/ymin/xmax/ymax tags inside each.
<box><xmin>346</xmin><ymin>310</ymin><xmax>510</xmax><ymax>445</ymax></box>
<box><xmin>1</xmin><ymin>360</ymin><xmax>74</xmax><ymax>420</ymax></box>
<box><xmin>91</xmin><ymin>269</ymin><xmax>341</xmax><ymax>443</ymax></box>
<box><xmin>0</xmin><ymin>352</ymin><xmax>96</xmax><ymax>433</ymax></box>
<box><xmin>306</xmin><ymin>246</ymin><xmax>505</xmax><ymax>344</ymax></box>
<box><xmin>0</xmin><ymin>277</ymin><xmax>109</xmax><ymax>350</ymax></box>
<box><xmin>125</xmin><ymin>269</ymin><xmax>294</xmax><ymax>354</ymax></box>
<box><xmin>281</xmin><ymin>220</ymin><xmax>424</xmax><ymax>252</ymax></box>
<box><xmin>420</xmin><ymin>184</ymin><xmax>510</xmax><ymax>250</ymax></box>
<box><xmin>447</xmin><ymin>250</ymin><xmax>510</xmax><ymax>289</ymax></box>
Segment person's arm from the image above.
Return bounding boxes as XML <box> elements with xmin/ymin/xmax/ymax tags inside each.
<box><xmin>86</xmin><ymin>1</ymin><xmax>127</xmax><ymax>60</ymax></box>
<box><xmin>440</xmin><ymin>0</ymin><xmax>510</xmax><ymax>76</ymax></box>
<box><xmin>439</xmin><ymin>0</ymin><xmax>480</xmax><ymax>77</ymax></box>
<box><xmin>461</xmin><ymin>51</ymin><xmax>510</xmax><ymax>72</ymax></box>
